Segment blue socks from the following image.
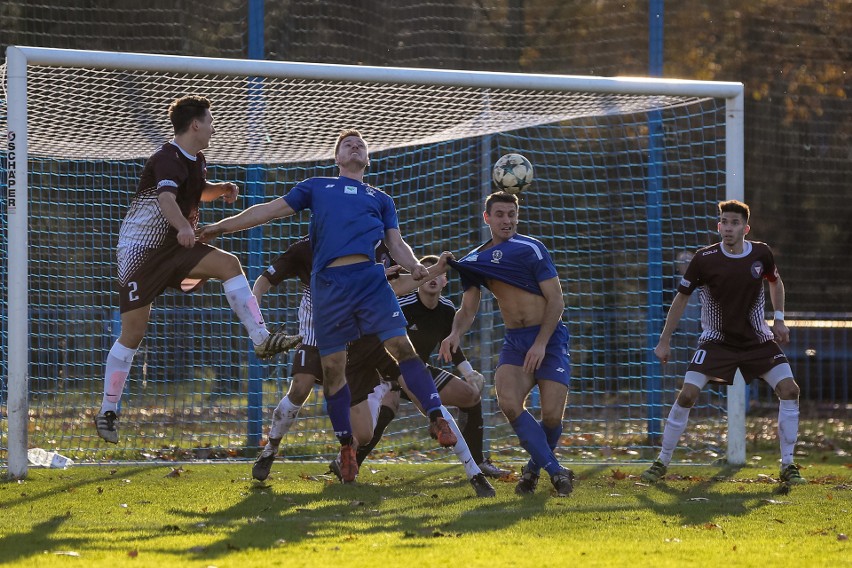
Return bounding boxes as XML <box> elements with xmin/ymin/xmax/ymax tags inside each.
<box><xmin>525</xmin><ymin>420</ymin><xmax>562</xmax><ymax>475</ymax></box>
<box><xmin>511</xmin><ymin>411</ymin><xmax>561</xmax><ymax>476</ymax></box>
<box><xmin>398</xmin><ymin>358</ymin><xmax>441</xmax><ymax>415</ymax></box>
<box><xmin>325</xmin><ymin>384</ymin><xmax>353</xmax><ymax>445</ymax></box>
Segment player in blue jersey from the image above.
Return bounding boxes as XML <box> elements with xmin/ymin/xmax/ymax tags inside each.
<box><xmin>197</xmin><ymin>129</ymin><xmax>458</xmax><ymax>483</ymax></box>
<box><xmin>440</xmin><ymin>191</ymin><xmax>575</xmax><ymax>496</ymax></box>
<box><xmin>641</xmin><ymin>200</ymin><xmax>804</xmax><ymax>486</ymax></box>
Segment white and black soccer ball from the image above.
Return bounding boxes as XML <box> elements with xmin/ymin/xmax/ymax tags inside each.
<box><xmin>492</xmin><ymin>153</ymin><xmax>534</xmax><ymax>194</ymax></box>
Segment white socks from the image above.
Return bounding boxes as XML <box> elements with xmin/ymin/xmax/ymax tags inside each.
<box><xmin>268</xmin><ymin>396</ymin><xmax>303</xmax><ymax>441</ymax></box>
<box><xmin>223</xmin><ymin>274</ymin><xmax>269</xmax><ymax>346</ymax></box>
<box><xmin>100</xmin><ymin>341</ymin><xmax>138</xmax><ymax>412</ymax></box>
<box><xmin>440</xmin><ymin>406</ymin><xmax>481</xmax><ymax>478</ymax></box>
<box><xmin>778</xmin><ymin>399</ymin><xmax>799</xmax><ymax>466</ymax></box>
<box><xmin>658</xmin><ymin>402</ymin><xmax>691</xmax><ymax>466</ymax></box>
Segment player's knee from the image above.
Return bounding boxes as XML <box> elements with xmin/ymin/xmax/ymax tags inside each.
<box><xmin>498</xmin><ymin>400</ymin><xmax>522</xmax><ymax>423</ymax></box>
<box><xmin>775</xmin><ymin>377</ymin><xmax>799</xmax><ymax>400</ymax></box>
<box><xmin>288</xmin><ymin>376</ymin><xmax>314</xmax><ymax>405</ymax></box>
<box><xmin>384</xmin><ymin>337</ymin><xmax>416</xmax><ymax>361</ymax></box>
<box><xmin>676</xmin><ymin>390</ymin><xmax>698</xmax><ymax>408</ymax></box>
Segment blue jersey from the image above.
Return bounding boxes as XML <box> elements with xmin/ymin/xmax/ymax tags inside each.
<box><xmin>448</xmin><ymin>234</ymin><xmax>558</xmax><ymax>295</ymax></box>
<box><xmin>283</xmin><ymin>176</ymin><xmax>399</xmax><ymax>272</ymax></box>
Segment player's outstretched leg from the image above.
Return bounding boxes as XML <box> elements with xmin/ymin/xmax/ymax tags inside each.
<box><xmin>94</xmin><ymin>410</ymin><xmax>119</xmax><ymax>444</ymax></box>
<box><xmin>640</xmin><ymin>460</ymin><xmax>668</xmax><ymax>484</ymax></box>
<box><xmin>254</xmin><ymin>326</ymin><xmax>302</xmax><ymax>359</ymax></box>
<box><xmin>438</xmin><ymin>406</ymin><xmax>495</xmax><ymax>497</ymax></box>
<box><xmin>252</xmin><ymin>439</ymin><xmax>280</xmax><ymax>481</ymax></box>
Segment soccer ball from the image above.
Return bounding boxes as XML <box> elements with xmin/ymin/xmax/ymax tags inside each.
<box><xmin>492</xmin><ymin>153</ymin><xmax>534</xmax><ymax>194</ymax></box>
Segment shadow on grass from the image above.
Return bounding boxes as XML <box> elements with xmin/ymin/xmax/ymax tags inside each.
<box><xmin>0</xmin><ymin>466</ymin><xmax>153</xmax><ymax>564</ymax></box>
<box><xmin>632</xmin><ymin>463</ymin><xmax>787</xmax><ymax>526</ymax></box>
<box><xmin>163</xmin><ymin>463</ymin><xmax>542</xmax><ymax>560</ymax></box>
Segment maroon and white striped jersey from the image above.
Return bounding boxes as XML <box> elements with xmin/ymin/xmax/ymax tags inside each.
<box><xmin>678</xmin><ymin>241</ymin><xmax>778</xmax><ymax>347</ymax></box>
<box><xmin>117</xmin><ymin>141</ymin><xmax>207</xmax><ymax>285</ymax></box>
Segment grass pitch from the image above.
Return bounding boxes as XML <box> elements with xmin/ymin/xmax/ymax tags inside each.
<box><xmin>1</xmin><ymin>458</ymin><xmax>849</xmax><ymax>567</ymax></box>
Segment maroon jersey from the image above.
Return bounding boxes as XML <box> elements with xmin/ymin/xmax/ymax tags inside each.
<box><xmin>117</xmin><ymin>141</ymin><xmax>207</xmax><ymax>286</ymax></box>
<box><xmin>678</xmin><ymin>241</ymin><xmax>777</xmax><ymax>347</ymax></box>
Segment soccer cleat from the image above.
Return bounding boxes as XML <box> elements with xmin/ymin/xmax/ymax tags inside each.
<box><xmin>550</xmin><ymin>467</ymin><xmax>575</xmax><ymax>497</ymax></box>
<box><xmin>428</xmin><ymin>416</ymin><xmax>458</xmax><ymax>447</ymax></box>
<box><xmin>514</xmin><ymin>464</ymin><xmax>540</xmax><ymax>495</ymax></box>
<box><xmin>252</xmin><ymin>444</ymin><xmax>278</xmax><ymax>481</ymax></box>
<box><xmin>95</xmin><ymin>410</ymin><xmax>119</xmax><ymax>444</ymax></box>
<box><xmin>779</xmin><ymin>463</ymin><xmax>807</xmax><ymax>485</ymax></box>
<box><xmin>254</xmin><ymin>327</ymin><xmax>302</xmax><ymax>360</ymax></box>
<box><xmin>328</xmin><ymin>456</ymin><xmax>343</xmax><ymax>482</ymax></box>
<box><xmin>478</xmin><ymin>458</ymin><xmax>511</xmax><ymax>478</ymax></box>
<box><xmin>469</xmin><ymin>473</ymin><xmax>497</xmax><ymax>498</ymax></box>
<box><xmin>338</xmin><ymin>443</ymin><xmax>359</xmax><ymax>483</ymax></box>
<box><xmin>640</xmin><ymin>460</ymin><xmax>668</xmax><ymax>484</ymax></box>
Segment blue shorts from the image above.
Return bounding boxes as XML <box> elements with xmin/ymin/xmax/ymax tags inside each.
<box><xmin>311</xmin><ymin>261</ymin><xmax>408</xmax><ymax>355</ymax></box>
<box><xmin>497</xmin><ymin>323</ymin><xmax>571</xmax><ymax>386</ymax></box>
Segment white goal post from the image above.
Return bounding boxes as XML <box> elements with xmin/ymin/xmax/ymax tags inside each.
<box><xmin>2</xmin><ymin>46</ymin><xmax>744</xmax><ymax>480</ymax></box>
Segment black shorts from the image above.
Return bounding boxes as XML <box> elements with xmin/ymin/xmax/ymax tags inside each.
<box><xmin>400</xmin><ymin>365</ymin><xmax>455</xmax><ymax>402</ymax></box>
<box><xmin>291</xmin><ymin>344</ymin><xmax>323</xmax><ymax>384</ymax></box>
<box><xmin>118</xmin><ymin>242</ymin><xmax>215</xmax><ymax>313</ymax></box>
<box><xmin>346</xmin><ymin>335</ymin><xmax>400</xmax><ymax>405</ymax></box>
<box><xmin>687</xmin><ymin>340</ymin><xmax>789</xmax><ymax>385</ymax></box>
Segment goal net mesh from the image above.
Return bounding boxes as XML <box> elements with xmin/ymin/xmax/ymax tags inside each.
<box><xmin>1</xmin><ymin>60</ymin><xmax>728</xmax><ymax>465</ymax></box>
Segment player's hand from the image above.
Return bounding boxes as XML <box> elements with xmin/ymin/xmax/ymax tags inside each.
<box><xmin>439</xmin><ymin>335</ymin><xmax>460</xmax><ymax>363</ymax></box>
<box><xmin>177</xmin><ymin>226</ymin><xmax>195</xmax><ymax>248</ymax></box>
<box><xmin>772</xmin><ymin>320</ymin><xmax>790</xmax><ymax>344</ymax></box>
<box><xmin>411</xmin><ymin>263</ymin><xmax>429</xmax><ymax>281</ymax></box>
<box><xmin>523</xmin><ymin>342</ymin><xmax>546</xmax><ymax>373</ymax></box>
<box><xmin>438</xmin><ymin>251</ymin><xmax>454</xmax><ymax>267</ymax></box>
<box><xmin>195</xmin><ymin>224</ymin><xmax>223</xmax><ymax>244</ymax></box>
<box><xmin>221</xmin><ymin>182</ymin><xmax>239</xmax><ymax>204</ymax></box>
<box><xmin>462</xmin><ymin>370</ymin><xmax>485</xmax><ymax>395</ymax></box>
<box><xmin>384</xmin><ymin>265</ymin><xmax>402</xmax><ymax>278</ymax></box>
<box><xmin>654</xmin><ymin>341</ymin><xmax>671</xmax><ymax>364</ymax></box>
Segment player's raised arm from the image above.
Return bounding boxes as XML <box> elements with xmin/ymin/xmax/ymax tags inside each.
<box><xmin>384</xmin><ymin>227</ymin><xmax>429</xmax><ymax>281</ymax></box>
<box><xmin>197</xmin><ymin>196</ymin><xmax>294</xmax><ymax>242</ymax></box>
<box><xmin>201</xmin><ymin>181</ymin><xmax>239</xmax><ymax>203</ymax></box>
<box><xmin>390</xmin><ymin>251</ymin><xmax>454</xmax><ymax>296</ymax></box>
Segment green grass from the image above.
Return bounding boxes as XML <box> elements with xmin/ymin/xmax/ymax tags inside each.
<box><xmin>1</xmin><ymin>458</ymin><xmax>849</xmax><ymax>567</ymax></box>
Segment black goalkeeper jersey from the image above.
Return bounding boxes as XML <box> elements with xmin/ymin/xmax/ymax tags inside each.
<box><xmin>397</xmin><ymin>292</ymin><xmax>466</xmax><ymax>366</ymax></box>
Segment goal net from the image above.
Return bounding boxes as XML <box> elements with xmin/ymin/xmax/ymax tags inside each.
<box><xmin>1</xmin><ymin>47</ymin><xmax>744</xmax><ymax>478</ymax></box>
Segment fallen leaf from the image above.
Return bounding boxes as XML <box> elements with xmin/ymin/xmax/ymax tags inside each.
<box><xmin>127</xmin><ymin>549</ymin><xmax>138</xmax><ymax>558</ymax></box>
<box><xmin>610</xmin><ymin>469</ymin><xmax>627</xmax><ymax>480</ymax></box>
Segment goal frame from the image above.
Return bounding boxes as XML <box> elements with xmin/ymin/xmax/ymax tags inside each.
<box><xmin>3</xmin><ymin>46</ymin><xmax>745</xmax><ymax>479</ymax></box>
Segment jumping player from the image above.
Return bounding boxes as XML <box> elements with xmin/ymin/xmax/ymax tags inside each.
<box><xmin>94</xmin><ymin>95</ymin><xmax>299</xmax><ymax>443</ymax></box>
<box><xmin>198</xmin><ymin>129</ymin><xmax>458</xmax><ymax>483</ymax></box>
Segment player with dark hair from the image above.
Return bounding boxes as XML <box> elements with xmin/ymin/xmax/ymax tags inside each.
<box><xmin>641</xmin><ymin>199</ymin><xmax>805</xmax><ymax>485</ymax></box>
<box><xmin>441</xmin><ymin>191</ymin><xmax>575</xmax><ymax>497</ymax></box>
<box><xmin>354</xmin><ymin>254</ymin><xmax>510</xmax><ymax>480</ymax></box>
<box><xmin>249</xmin><ymin>239</ymin><xmax>496</xmax><ymax>496</ymax></box>
<box><xmin>198</xmin><ymin>129</ymin><xmax>459</xmax><ymax>484</ymax></box>
<box><xmin>94</xmin><ymin>95</ymin><xmax>299</xmax><ymax>443</ymax></box>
